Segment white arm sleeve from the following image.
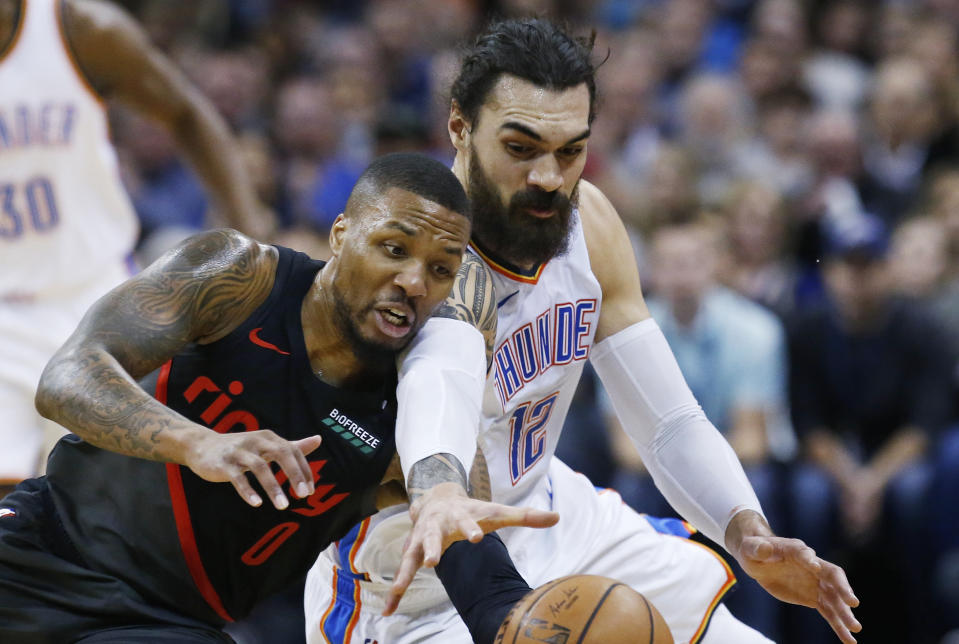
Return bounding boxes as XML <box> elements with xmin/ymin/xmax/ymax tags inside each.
<box><xmin>590</xmin><ymin>318</ymin><xmax>764</xmax><ymax>547</ymax></box>
<box><xmin>395</xmin><ymin>317</ymin><xmax>486</xmax><ymax>485</ymax></box>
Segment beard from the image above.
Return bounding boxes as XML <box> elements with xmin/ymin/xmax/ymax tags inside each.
<box><xmin>467</xmin><ymin>147</ymin><xmax>577</xmax><ymax>266</ymax></box>
<box><xmin>330</xmin><ymin>281</ymin><xmax>409</xmax><ymax>369</ymax></box>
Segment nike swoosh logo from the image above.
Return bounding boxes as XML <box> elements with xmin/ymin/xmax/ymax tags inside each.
<box><xmin>249</xmin><ymin>327</ymin><xmax>291</xmax><ymax>355</ymax></box>
<box><xmin>0</xmin><ymin>508</ymin><xmax>15</xmax><ymax>519</ymax></box>
<box><xmin>497</xmin><ymin>291</ymin><xmax>519</xmax><ymax>308</ymax></box>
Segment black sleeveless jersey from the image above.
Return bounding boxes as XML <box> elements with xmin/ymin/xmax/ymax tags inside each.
<box><xmin>44</xmin><ymin>247</ymin><xmax>398</xmax><ymax>625</ymax></box>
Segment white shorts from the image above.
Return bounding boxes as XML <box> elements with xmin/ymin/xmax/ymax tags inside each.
<box><xmin>305</xmin><ymin>459</ymin><xmax>735</xmax><ymax>644</ymax></box>
<box><xmin>0</xmin><ymin>261</ymin><xmax>132</xmax><ymax>481</ymax></box>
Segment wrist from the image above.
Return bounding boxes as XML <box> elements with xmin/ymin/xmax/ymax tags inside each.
<box><xmin>409</xmin><ymin>481</ymin><xmax>468</xmax><ymax>520</ymax></box>
<box><xmin>168</xmin><ymin>423</ymin><xmax>215</xmax><ymax>467</ymax></box>
<box><xmin>724</xmin><ymin>508</ymin><xmax>772</xmax><ymax>555</ymax></box>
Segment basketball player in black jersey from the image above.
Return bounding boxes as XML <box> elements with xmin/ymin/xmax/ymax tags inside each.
<box><xmin>0</xmin><ymin>153</ymin><xmax>557</xmax><ymax>643</ymax></box>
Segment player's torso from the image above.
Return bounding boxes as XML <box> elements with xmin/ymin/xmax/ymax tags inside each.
<box><xmin>46</xmin><ymin>247</ymin><xmax>398</xmax><ymax>623</ymax></box>
<box><xmin>312</xmin><ymin>210</ymin><xmax>603</xmax><ymax>601</ymax></box>
<box><xmin>0</xmin><ymin>0</ymin><xmax>137</xmax><ymax>296</ymax></box>
<box><xmin>474</xmin><ymin>210</ymin><xmax>603</xmax><ymax>507</ymax></box>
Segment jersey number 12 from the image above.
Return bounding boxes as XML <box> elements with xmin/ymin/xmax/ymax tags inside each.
<box><xmin>508</xmin><ymin>391</ymin><xmax>559</xmax><ymax>485</ymax></box>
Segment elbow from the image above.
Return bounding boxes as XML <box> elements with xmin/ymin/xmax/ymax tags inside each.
<box><xmin>34</xmin><ymin>353</ymin><xmax>73</xmax><ymax>421</ymax></box>
<box><xmin>34</xmin><ymin>377</ymin><xmax>56</xmax><ymax>421</ymax></box>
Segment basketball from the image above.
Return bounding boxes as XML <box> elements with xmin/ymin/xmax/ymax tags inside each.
<box><xmin>495</xmin><ymin>574</ymin><xmax>674</xmax><ymax>644</ymax></box>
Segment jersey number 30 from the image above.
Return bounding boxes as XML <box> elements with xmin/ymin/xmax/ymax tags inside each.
<box><xmin>0</xmin><ymin>177</ymin><xmax>59</xmax><ymax>239</ymax></box>
<box><xmin>508</xmin><ymin>391</ymin><xmax>559</xmax><ymax>485</ymax></box>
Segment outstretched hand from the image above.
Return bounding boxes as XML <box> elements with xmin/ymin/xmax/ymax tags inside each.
<box><xmin>185</xmin><ymin>429</ymin><xmax>322</xmax><ymax>510</ymax></box>
<box><xmin>731</xmin><ymin>527</ymin><xmax>861</xmax><ymax>644</ymax></box>
<box><xmin>384</xmin><ymin>482</ymin><xmax>558</xmax><ymax>616</ymax></box>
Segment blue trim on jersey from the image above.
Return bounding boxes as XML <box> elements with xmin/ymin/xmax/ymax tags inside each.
<box><xmin>322</xmin><ymin>570</ymin><xmax>359</xmax><ymax>644</ymax></box>
<box><xmin>497</xmin><ymin>290</ymin><xmax>519</xmax><ymax>308</ymax></box>
<box><xmin>336</xmin><ymin>522</ymin><xmax>363</xmax><ymax>571</ymax></box>
<box><xmin>643</xmin><ymin>515</ymin><xmax>694</xmax><ymax>538</ymax></box>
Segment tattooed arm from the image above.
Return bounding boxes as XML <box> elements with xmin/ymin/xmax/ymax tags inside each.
<box><xmin>35</xmin><ymin>229</ymin><xmax>318</xmax><ymax>509</ymax></box>
<box><xmin>404</xmin><ymin>252</ymin><xmax>498</xmax><ymax>494</ymax></box>
<box><xmin>431</xmin><ymin>251</ymin><xmax>498</xmax><ymax>369</ymax></box>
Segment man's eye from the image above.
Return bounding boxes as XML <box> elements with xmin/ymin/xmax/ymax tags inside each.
<box><xmin>560</xmin><ymin>147</ymin><xmax>583</xmax><ymax>158</ymax></box>
<box><xmin>384</xmin><ymin>243</ymin><xmax>405</xmax><ymax>256</ymax></box>
<box><xmin>506</xmin><ymin>142</ymin><xmax>533</xmax><ymax>156</ymax></box>
<box><xmin>434</xmin><ymin>264</ymin><xmax>452</xmax><ymax>278</ymax></box>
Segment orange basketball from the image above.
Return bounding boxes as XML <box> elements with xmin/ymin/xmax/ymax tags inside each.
<box><xmin>495</xmin><ymin>574</ymin><xmax>674</xmax><ymax>644</ymax></box>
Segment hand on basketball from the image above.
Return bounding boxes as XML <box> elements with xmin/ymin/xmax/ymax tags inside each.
<box><xmin>727</xmin><ymin>513</ymin><xmax>862</xmax><ymax>644</ymax></box>
<box><xmin>184</xmin><ymin>429</ymin><xmax>322</xmax><ymax>510</ymax></box>
<box><xmin>384</xmin><ymin>482</ymin><xmax>559</xmax><ymax>616</ymax></box>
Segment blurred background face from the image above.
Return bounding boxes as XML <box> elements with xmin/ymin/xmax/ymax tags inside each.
<box><xmin>869</xmin><ymin>58</ymin><xmax>937</xmax><ymax>147</ymax></box>
<box><xmin>726</xmin><ymin>184</ymin><xmax>786</xmax><ymax>264</ymax></box>
<box><xmin>888</xmin><ymin>218</ymin><xmax>949</xmax><ymax>297</ymax></box>
<box><xmin>824</xmin><ymin>255</ymin><xmax>891</xmax><ymax>325</ymax></box>
<box><xmin>649</xmin><ymin>224</ymin><xmax>718</xmax><ymax>307</ymax></box>
<box><xmin>807</xmin><ymin>110</ymin><xmax>861</xmax><ymax>179</ymax></box>
<box><xmin>273</xmin><ymin>78</ymin><xmax>339</xmax><ymax>159</ymax></box>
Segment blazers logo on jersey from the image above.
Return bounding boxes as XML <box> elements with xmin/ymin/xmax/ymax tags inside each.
<box><xmin>323</xmin><ymin>409</ymin><xmax>381</xmax><ymax>455</ymax></box>
<box><xmin>0</xmin><ymin>508</ymin><xmax>15</xmax><ymax>519</ymax></box>
<box><xmin>492</xmin><ymin>299</ymin><xmax>597</xmax><ymax>406</ymax></box>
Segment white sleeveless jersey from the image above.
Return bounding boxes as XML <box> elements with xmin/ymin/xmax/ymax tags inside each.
<box><xmin>473</xmin><ymin>211</ymin><xmax>603</xmax><ymax>507</ymax></box>
<box><xmin>0</xmin><ymin>0</ymin><xmax>137</xmax><ymax>296</ymax></box>
<box><xmin>320</xmin><ymin>211</ymin><xmax>603</xmax><ymax>595</ymax></box>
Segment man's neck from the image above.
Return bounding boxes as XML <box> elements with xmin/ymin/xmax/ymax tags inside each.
<box><xmin>301</xmin><ymin>268</ymin><xmax>390</xmax><ymax>389</ymax></box>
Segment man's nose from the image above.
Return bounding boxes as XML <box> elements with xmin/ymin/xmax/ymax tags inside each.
<box><xmin>395</xmin><ymin>262</ymin><xmax>427</xmax><ymax>298</ymax></box>
<box><xmin>527</xmin><ymin>154</ymin><xmax>563</xmax><ymax>193</ymax></box>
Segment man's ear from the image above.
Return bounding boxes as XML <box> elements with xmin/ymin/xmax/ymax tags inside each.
<box><xmin>448</xmin><ymin>100</ymin><xmax>472</xmax><ymax>153</ymax></box>
<box><xmin>329</xmin><ymin>213</ymin><xmax>347</xmax><ymax>256</ymax></box>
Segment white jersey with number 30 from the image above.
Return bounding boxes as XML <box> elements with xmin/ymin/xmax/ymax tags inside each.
<box><xmin>0</xmin><ymin>0</ymin><xmax>137</xmax><ymax>296</ymax></box>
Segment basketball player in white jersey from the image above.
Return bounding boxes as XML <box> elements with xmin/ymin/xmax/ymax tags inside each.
<box><xmin>305</xmin><ymin>19</ymin><xmax>862</xmax><ymax>644</ymax></box>
<box><xmin>0</xmin><ymin>0</ymin><xmax>269</xmax><ymax>494</ymax></box>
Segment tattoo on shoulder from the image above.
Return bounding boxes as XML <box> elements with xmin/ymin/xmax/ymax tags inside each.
<box><xmin>120</xmin><ymin>230</ymin><xmax>275</xmax><ymax>359</ymax></box>
<box><xmin>433</xmin><ymin>253</ymin><xmax>498</xmax><ymax>364</ymax></box>
<box><xmin>406</xmin><ymin>453</ymin><xmax>468</xmax><ymax>503</ymax></box>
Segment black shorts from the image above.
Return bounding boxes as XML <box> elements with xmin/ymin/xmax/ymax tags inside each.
<box><xmin>0</xmin><ymin>478</ymin><xmax>233</xmax><ymax>644</ymax></box>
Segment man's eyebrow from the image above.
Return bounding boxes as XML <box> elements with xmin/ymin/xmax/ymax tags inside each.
<box><xmin>385</xmin><ymin>221</ymin><xmax>417</xmax><ymax>236</ymax></box>
<box><xmin>499</xmin><ymin>121</ymin><xmax>591</xmax><ymax>145</ymax></box>
<box><xmin>385</xmin><ymin>221</ymin><xmax>463</xmax><ymax>257</ymax></box>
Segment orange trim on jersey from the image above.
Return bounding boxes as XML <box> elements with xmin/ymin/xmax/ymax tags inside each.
<box><xmin>686</xmin><ymin>539</ymin><xmax>737</xmax><ymax>644</ymax></box>
<box><xmin>347</xmin><ymin>518</ymin><xmax>370</xmax><ymax>575</ymax></box>
<box><xmin>318</xmin><ymin>568</ymin><xmax>339</xmax><ymax>643</ymax></box>
<box><xmin>470</xmin><ymin>242</ymin><xmax>547</xmax><ymax>285</ymax></box>
<box><xmin>55</xmin><ymin>0</ymin><xmax>105</xmax><ymax>107</ymax></box>
<box><xmin>344</xmin><ymin>577</ymin><xmax>363</xmax><ymax>643</ymax></box>
<box><xmin>0</xmin><ymin>0</ymin><xmax>26</xmax><ymax>64</ymax></box>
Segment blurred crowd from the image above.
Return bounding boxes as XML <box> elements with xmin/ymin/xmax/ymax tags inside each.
<box><xmin>112</xmin><ymin>0</ymin><xmax>959</xmax><ymax>642</ymax></box>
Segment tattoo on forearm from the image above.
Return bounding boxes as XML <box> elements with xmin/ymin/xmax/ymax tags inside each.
<box><xmin>407</xmin><ymin>453</ymin><xmax>468</xmax><ymax>502</ymax></box>
<box><xmin>37</xmin><ymin>230</ymin><xmax>275</xmax><ymax>460</ymax></box>
<box><xmin>433</xmin><ymin>253</ymin><xmax>498</xmax><ymax>366</ymax></box>
<box><xmin>468</xmin><ymin>446</ymin><xmax>492</xmax><ymax>502</ymax></box>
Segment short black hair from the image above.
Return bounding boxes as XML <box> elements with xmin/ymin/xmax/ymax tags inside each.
<box><xmin>451</xmin><ymin>18</ymin><xmax>599</xmax><ymax>126</ymax></box>
<box><xmin>348</xmin><ymin>152</ymin><xmax>470</xmax><ymax>221</ymax></box>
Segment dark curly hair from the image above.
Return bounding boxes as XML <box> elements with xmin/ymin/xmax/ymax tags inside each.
<box><xmin>450</xmin><ymin>18</ymin><xmax>600</xmax><ymax>126</ymax></box>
